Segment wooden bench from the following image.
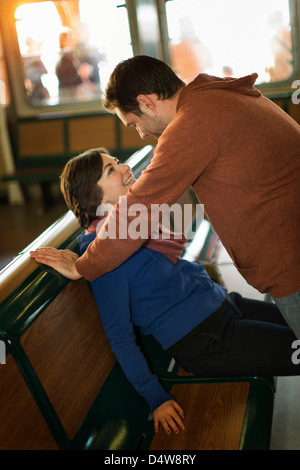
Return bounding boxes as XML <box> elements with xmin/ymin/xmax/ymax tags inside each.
<box><xmin>0</xmin><ymin>260</ymin><xmax>275</xmax><ymax>450</ymax></box>
<box><xmin>1</xmin><ymin>166</ymin><xmax>64</xmax><ymax>210</ymax></box>
<box><xmin>0</xmin><ymin>145</ymin><xmax>150</xmax><ymax>209</ymax></box>
<box><xmin>149</xmin><ymin>381</ymin><xmax>274</xmax><ymax>450</ymax></box>
<box><xmin>0</xmin><ymin>255</ymin><xmax>275</xmax><ymax>450</ymax></box>
<box><xmin>0</xmin><ymin>146</ymin><xmax>275</xmax><ymax>450</ymax></box>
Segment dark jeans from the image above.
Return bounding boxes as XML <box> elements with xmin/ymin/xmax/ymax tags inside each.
<box><xmin>170</xmin><ymin>292</ymin><xmax>300</xmax><ymax>377</ymax></box>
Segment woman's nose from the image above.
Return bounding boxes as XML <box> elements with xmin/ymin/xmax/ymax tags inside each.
<box><xmin>120</xmin><ymin>164</ymin><xmax>131</xmax><ymax>173</ymax></box>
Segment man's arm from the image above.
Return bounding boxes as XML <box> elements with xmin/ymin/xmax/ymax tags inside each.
<box><xmin>76</xmin><ymin>108</ymin><xmax>219</xmax><ymax>281</ymax></box>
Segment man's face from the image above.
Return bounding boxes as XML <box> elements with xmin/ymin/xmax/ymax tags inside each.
<box><xmin>115</xmin><ymin>108</ymin><xmax>168</xmax><ymax>140</ymax></box>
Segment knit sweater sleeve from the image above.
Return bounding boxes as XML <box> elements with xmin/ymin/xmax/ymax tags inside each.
<box><xmin>75</xmin><ymin>101</ymin><xmax>219</xmax><ymax>281</ymax></box>
<box><xmin>89</xmin><ymin>266</ymin><xmax>173</xmax><ymax>413</ymax></box>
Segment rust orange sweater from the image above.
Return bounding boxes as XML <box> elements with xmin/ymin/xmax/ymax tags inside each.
<box><xmin>76</xmin><ymin>73</ymin><xmax>300</xmax><ymax>297</ymax></box>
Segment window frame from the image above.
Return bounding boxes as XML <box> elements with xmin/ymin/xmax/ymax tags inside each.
<box><xmin>0</xmin><ymin>0</ymin><xmax>138</xmax><ymax>117</ymax></box>
<box><xmin>1</xmin><ymin>0</ymin><xmax>299</xmax><ymax>118</ymax></box>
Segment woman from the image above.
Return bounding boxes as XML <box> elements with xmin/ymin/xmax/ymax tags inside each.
<box><xmin>30</xmin><ymin>148</ymin><xmax>300</xmax><ymax>435</ymax></box>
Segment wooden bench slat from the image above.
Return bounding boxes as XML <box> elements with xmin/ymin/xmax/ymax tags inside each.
<box><xmin>149</xmin><ymin>382</ymin><xmax>250</xmax><ymax>450</ymax></box>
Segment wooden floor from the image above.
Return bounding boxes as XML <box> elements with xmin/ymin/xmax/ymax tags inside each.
<box><xmin>0</xmin><ymin>187</ymin><xmax>67</xmax><ymax>271</ymax></box>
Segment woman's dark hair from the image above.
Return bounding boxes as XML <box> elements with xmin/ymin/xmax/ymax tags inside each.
<box><xmin>103</xmin><ymin>55</ymin><xmax>185</xmax><ymax>116</ymax></box>
<box><xmin>60</xmin><ymin>148</ymin><xmax>108</xmax><ymax>229</ymax></box>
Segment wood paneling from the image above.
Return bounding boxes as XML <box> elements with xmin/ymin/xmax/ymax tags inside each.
<box><xmin>69</xmin><ymin>116</ymin><xmax>116</xmax><ymax>152</ymax></box>
<box><xmin>149</xmin><ymin>382</ymin><xmax>249</xmax><ymax>450</ymax></box>
<box><xmin>18</xmin><ymin>121</ymin><xmax>64</xmax><ymax>157</ymax></box>
<box><xmin>0</xmin><ymin>355</ymin><xmax>58</xmax><ymax>450</ymax></box>
<box><xmin>21</xmin><ymin>279</ymin><xmax>116</xmax><ymax>439</ymax></box>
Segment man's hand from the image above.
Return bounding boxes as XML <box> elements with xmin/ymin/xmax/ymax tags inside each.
<box><xmin>30</xmin><ymin>247</ymin><xmax>82</xmax><ymax>280</ymax></box>
<box><xmin>153</xmin><ymin>400</ymin><xmax>185</xmax><ymax>435</ymax></box>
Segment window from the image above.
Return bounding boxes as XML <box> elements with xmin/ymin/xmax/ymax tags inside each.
<box><xmin>166</xmin><ymin>0</ymin><xmax>293</xmax><ymax>85</ymax></box>
<box><xmin>14</xmin><ymin>0</ymin><xmax>133</xmax><ymax>106</ymax></box>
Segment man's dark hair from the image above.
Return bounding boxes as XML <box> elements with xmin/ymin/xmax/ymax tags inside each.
<box><xmin>103</xmin><ymin>55</ymin><xmax>185</xmax><ymax>116</ymax></box>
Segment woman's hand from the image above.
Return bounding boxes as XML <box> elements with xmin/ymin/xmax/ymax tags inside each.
<box><xmin>153</xmin><ymin>400</ymin><xmax>185</xmax><ymax>435</ymax></box>
<box><xmin>30</xmin><ymin>247</ymin><xmax>82</xmax><ymax>280</ymax></box>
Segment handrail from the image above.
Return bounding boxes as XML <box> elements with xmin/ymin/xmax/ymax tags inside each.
<box><xmin>0</xmin><ymin>210</ymin><xmax>81</xmax><ymax>303</ymax></box>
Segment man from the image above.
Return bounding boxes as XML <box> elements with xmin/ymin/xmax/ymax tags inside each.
<box><xmin>31</xmin><ymin>55</ymin><xmax>300</xmax><ymax>339</ymax></box>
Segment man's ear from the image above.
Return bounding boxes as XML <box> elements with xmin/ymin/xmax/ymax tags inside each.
<box><xmin>136</xmin><ymin>94</ymin><xmax>157</xmax><ymax>112</ymax></box>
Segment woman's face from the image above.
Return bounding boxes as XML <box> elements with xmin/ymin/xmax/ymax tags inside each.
<box><xmin>97</xmin><ymin>153</ymin><xmax>136</xmax><ymax>205</ymax></box>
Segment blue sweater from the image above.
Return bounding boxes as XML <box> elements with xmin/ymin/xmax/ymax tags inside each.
<box><xmin>78</xmin><ymin>233</ymin><xmax>226</xmax><ymax>412</ymax></box>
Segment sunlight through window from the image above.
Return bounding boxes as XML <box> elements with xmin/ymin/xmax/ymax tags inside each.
<box><xmin>166</xmin><ymin>0</ymin><xmax>293</xmax><ymax>84</ymax></box>
<box><xmin>15</xmin><ymin>0</ymin><xmax>133</xmax><ymax>106</ymax></box>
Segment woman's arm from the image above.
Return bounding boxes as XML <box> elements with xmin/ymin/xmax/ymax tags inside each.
<box><xmin>90</xmin><ymin>268</ymin><xmax>185</xmax><ymax>434</ymax></box>
<box><xmin>30</xmin><ymin>245</ymin><xmax>185</xmax><ymax>433</ymax></box>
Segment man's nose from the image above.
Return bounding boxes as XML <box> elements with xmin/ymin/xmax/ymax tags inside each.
<box><xmin>137</xmin><ymin>128</ymin><xmax>147</xmax><ymax>139</ymax></box>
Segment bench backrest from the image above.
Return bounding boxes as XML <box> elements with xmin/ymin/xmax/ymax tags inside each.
<box><xmin>0</xmin><ymin>278</ymin><xmax>115</xmax><ymax>449</ymax></box>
